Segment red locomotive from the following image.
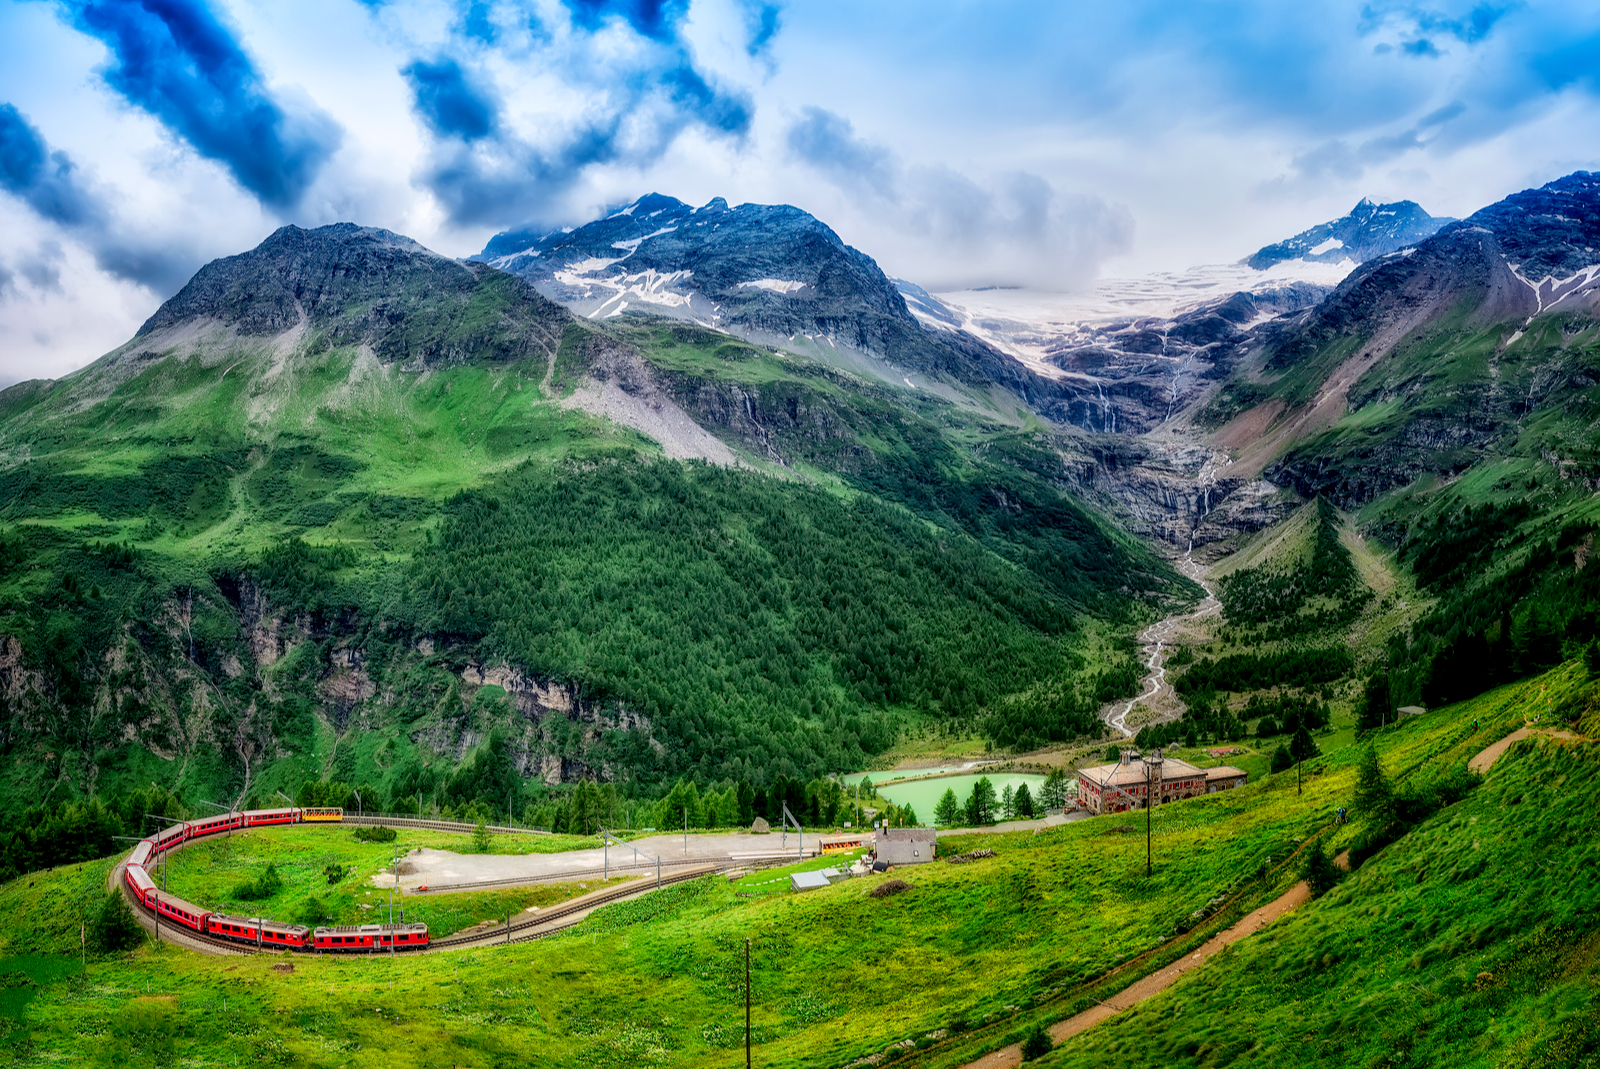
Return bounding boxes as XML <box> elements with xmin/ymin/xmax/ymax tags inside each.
<box><xmin>119</xmin><ymin>806</ymin><xmax>429</xmax><ymax>953</ymax></box>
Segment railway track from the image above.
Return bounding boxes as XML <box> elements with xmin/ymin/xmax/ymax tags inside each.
<box><xmin>340</xmin><ymin>814</ymin><xmax>549</xmax><ymax>836</ymax></box>
<box><xmin>417</xmin><ymin>853</ymin><xmax>769</xmax><ymax>893</ymax></box>
<box><xmin>431</xmin><ymin>863</ymin><xmax>724</xmax><ymax>950</ymax></box>
<box><xmin>111</xmin><ymin>862</ymin><xmax>259</xmax><ymax>957</ymax></box>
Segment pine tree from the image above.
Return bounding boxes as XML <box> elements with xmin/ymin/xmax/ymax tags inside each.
<box><xmin>965</xmin><ymin>777</ymin><xmax>998</xmax><ymax>824</ymax></box>
<box><xmin>1040</xmin><ymin>768</ymin><xmax>1067</xmax><ymax>810</ymax></box>
<box><xmin>1353</xmin><ymin>743</ymin><xmax>1391</xmax><ymax>819</ymax></box>
<box><xmin>1000</xmin><ymin>784</ymin><xmax>1016</xmax><ymax>819</ymax></box>
<box><xmin>934</xmin><ymin>788</ymin><xmax>961</xmax><ymax>826</ymax></box>
<box><xmin>1290</xmin><ymin>725</ymin><xmax>1319</xmax><ymax>763</ymax></box>
<box><xmin>1359</xmin><ymin>673</ymin><xmax>1391</xmax><ymax>732</ymax></box>
<box><xmin>88</xmin><ymin>890</ymin><xmax>141</xmax><ymax>953</ymax></box>
<box><xmin>1013</xmin><ymin>782</ymin><xmax>1036</xmax><ymax>818</ymax></box>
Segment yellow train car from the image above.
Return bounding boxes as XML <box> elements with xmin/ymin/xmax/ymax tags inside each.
<box><xmin>300</xmin><ymin>807</ymin><xmax>344</xmax><ymax>822</ymax></box>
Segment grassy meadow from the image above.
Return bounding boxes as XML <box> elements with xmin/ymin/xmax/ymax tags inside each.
<box><xmin>0</xmin><ymin>656</ymin><xmax>1556</xmax><ymax>1067</ymax></box>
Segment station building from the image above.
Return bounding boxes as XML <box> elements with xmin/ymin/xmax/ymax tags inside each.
<box><xmin>1076</xmin><ymin>751</ymin><xmax>1248</xmax><ymax>815</ymax></box>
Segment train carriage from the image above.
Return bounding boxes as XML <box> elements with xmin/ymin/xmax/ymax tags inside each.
<box><xmin>149</xmin><ymin>891</ymin><xmax>210</xmax><ymax>933</ymax></box>
<box><xmin>151</xmin><ymin>823</ymin><xmax>187</xmax><ymax>854</ymax></box>
<box><xmin>125</xmin><ymin>862</ymin><xmax>157</xmax><ymax>907</ymax></box>
<box><xmin>206</xmin><ymin>913</ymin><xmax>310</xmax><ymax>949</ymax></box>
<box><xmin>127</xmin><ymin>840</ymin><xmax>154</xmax><ymax>869</ymax></box>
<box><xmin>187</xmin><ymin>812</ymin><xmax>244</xmax><ymax>839</ymax></box>
<box><xmin>242</xmin><ymin>807</ymin><xmax>298</xmax><ymax>827</ymax></box>
<box><xmin>313</xmin><ymin>922</ymin><xmax>429</xmax><ymax>952</ymax></box>
<box><xmin>299</xmin><ymin>807</ymin><xmax>344</xmax><ymax>822</ymax></box>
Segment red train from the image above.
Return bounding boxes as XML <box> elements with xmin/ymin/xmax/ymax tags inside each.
<box><xmin>120</xmin><ymin>806</ymin><xmax>429</xmax><ymax>953</ymax></box>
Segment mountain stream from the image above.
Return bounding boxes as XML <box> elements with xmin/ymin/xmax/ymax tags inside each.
<box><xmin>1102</xmin><ymin>543</ymin><xmax>1221</xmax><ymax>738</ymax></box>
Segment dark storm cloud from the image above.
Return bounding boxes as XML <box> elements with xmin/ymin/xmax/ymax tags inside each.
<box><xmin>785</xmin><ymin>106</ymin><xmax>895</xmax><ymax>197</ymax></box>
<box><xmin>0</xmin><ymin>103</ymin><xmax>195</xmax><ymax>293</ymax></box>
<box><xmin>662</xmin><ymin>63</ymin><xmax>753</xmax><ymax>136</ymax></box>
<box><xmin>745</xmin><ymin>3</ymin><xmax>781</xmax><ymax>56</ymax></box>
<box><xmin>562</xmin><ymin>0</ymin><xmax>690</xmax><ymax>42</ymax></box>
<box><xmin>414</xmin><ymin>107</ymin><xmax>631</xmax><ymax>229</ymax></box>
<box><xmin>403</xmin><ymin>58</ymin><xmax>498</xmax><ymax>142</ymax></box>
<box><xmin>0</xmin><ymin>103</ymin><xmax>105</xmax><ymax>228</ymax></box>
<box><xmin>61</xmin><ymin>0</ymin><xmax>342</xmax><ymax>210</ymax></box>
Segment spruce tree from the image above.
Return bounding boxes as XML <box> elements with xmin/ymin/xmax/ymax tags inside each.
<box><xmin>1353</xmin><ymin>743</ymin><xmax>1391</xmax><ymax>819</ymax></box>
<box><xmin>934</xmin><ymin>788</ymin><xmax>961</xmax><ymax>826</ymax></box>
<box><xmin>1013</xmin><ymin>782</ymin><xmax>1037</xmax><ymax>818</ymax></box>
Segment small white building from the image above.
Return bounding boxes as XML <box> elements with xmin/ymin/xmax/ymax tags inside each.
<box><xmin>790</xmin><ymin>870</ymin><xmax>830</xmax><ymax>892</ymax></box>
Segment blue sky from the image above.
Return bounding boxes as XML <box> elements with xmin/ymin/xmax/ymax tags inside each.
<box><xmin>3</xmin><ymin>0</ymin><xmax>1600</xmax><ymax>382</ymax></box>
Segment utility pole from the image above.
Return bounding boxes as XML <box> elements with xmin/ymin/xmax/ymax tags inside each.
<box><xmin>745</xmin><ymin>937</ymin><xmax>752</xmax><ymax>1069</ymax></box>
<box><xmin>390</xmin><ymin>844</ymin><xmax>399</xmax><ymax>956</ymax></box>
<box><xmin>1142</xmin><ymin>748</ymin><xmax>1164</xmax><ymax>878</ymax></box>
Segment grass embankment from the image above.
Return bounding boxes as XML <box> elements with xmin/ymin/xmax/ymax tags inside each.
<box><xmin>1030</xmin><ymin>661</ymin><xmax>1600</xmax><ymax>1069</ymax></box>
<box><xmin>155</xmin><ymin>827</ymin><xmax>631</xmax><ymax>938</ymax></box>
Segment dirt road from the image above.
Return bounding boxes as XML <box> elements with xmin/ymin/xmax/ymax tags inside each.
<box><xmin>1468</xmin><ymin>726</ymin><xmax>1579</xmax><ymax>774</ymax></box>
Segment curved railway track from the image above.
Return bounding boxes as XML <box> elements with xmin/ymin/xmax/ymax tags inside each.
<box><xmin>431</xmin><ymin>863</ymin><xmax>721</xmax><ymax>950</ymax></box>
<box><xmin>107</xmin><ymin>831</ymin><xmax>751</xmax><ymax>958</ymax></box>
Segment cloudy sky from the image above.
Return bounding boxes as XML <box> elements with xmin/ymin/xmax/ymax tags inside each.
<box><xmin>3</xmin><ymin>0</ymin><xmax>1600</xmax><ymax>384</ymax></box>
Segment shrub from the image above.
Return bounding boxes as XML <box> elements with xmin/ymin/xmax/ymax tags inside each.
<box><xmin>353</xmin><ymin>825</ymin><xmax>397</xmax><ymax>843</ymax></box>
<box><xmin>88</xmin><ymin>890</ymin><xmax>142</xmax><ymax>952</ymax></box>
<box><xmin>232</xmin><ymin>862</ymin><xmax>285</xmax><ymax>901</ymax></box>
<box><xmin>298</xmin><ymin>896</ymin><xmax>333</xmax><ymax>926</ymax></box>
<box><xmin>472</xmin><ymin>818</ymin><xmax>492</xmax><ymax>854</ymax></box>
<box><xmin>1021</xmin><ymin>1025</ymin><xmax>1054</xmax><ymax>1061</ymax></box>
<box><xmin>869</xmin><ymin>879</ymin><xmax>912</xmax><ymax>899</ymax></box>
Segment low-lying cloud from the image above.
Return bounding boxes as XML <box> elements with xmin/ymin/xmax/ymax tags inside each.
<box><xmin>786</xmin><ymin>107</ymin><xmax>1133</xmax><ymax>291</ymax></box>
<box><xmin>0</xmin><ymin>103</ymin><xmax>193</xmax><ymax>294</ymax></box>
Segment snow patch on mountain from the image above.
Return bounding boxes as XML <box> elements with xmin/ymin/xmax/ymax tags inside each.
<box><xmin>737</xmin><ymin>279</ymin><xmax>808</xmax><ymax>295</ymax></box>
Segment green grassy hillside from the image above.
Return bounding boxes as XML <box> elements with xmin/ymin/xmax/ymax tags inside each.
<box><xmin>1043</xmin><ymin>663</ymin><xmax>1600</xmax><ymax>1069</ymax></box>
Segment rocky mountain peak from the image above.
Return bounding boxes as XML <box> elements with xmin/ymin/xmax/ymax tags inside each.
<box><xmin>134</xmin><ymin>222</ymin><xmax>567</xmax><ymax>369</ymax></box>
<box><xmin>474</xmin><ymin>194</ymin><xmax>1028</xmax><ymax>387</ymax></box>
<box><xmin>1246</xmin><ymin>198</ymin><xmax>1453</xmax><ymax>270</ymax></box>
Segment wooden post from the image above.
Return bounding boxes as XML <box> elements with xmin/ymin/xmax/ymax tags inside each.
<box><xmin>745</xmin><ymin>937</ymin><xmax>752</xmax><ymax>1069</ymax></box>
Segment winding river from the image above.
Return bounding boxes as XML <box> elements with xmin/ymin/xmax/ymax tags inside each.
<box><xmin>1103</xmin><ymin>542</ymin><xmax>1221</xmax><ymax>738</ymax></box>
